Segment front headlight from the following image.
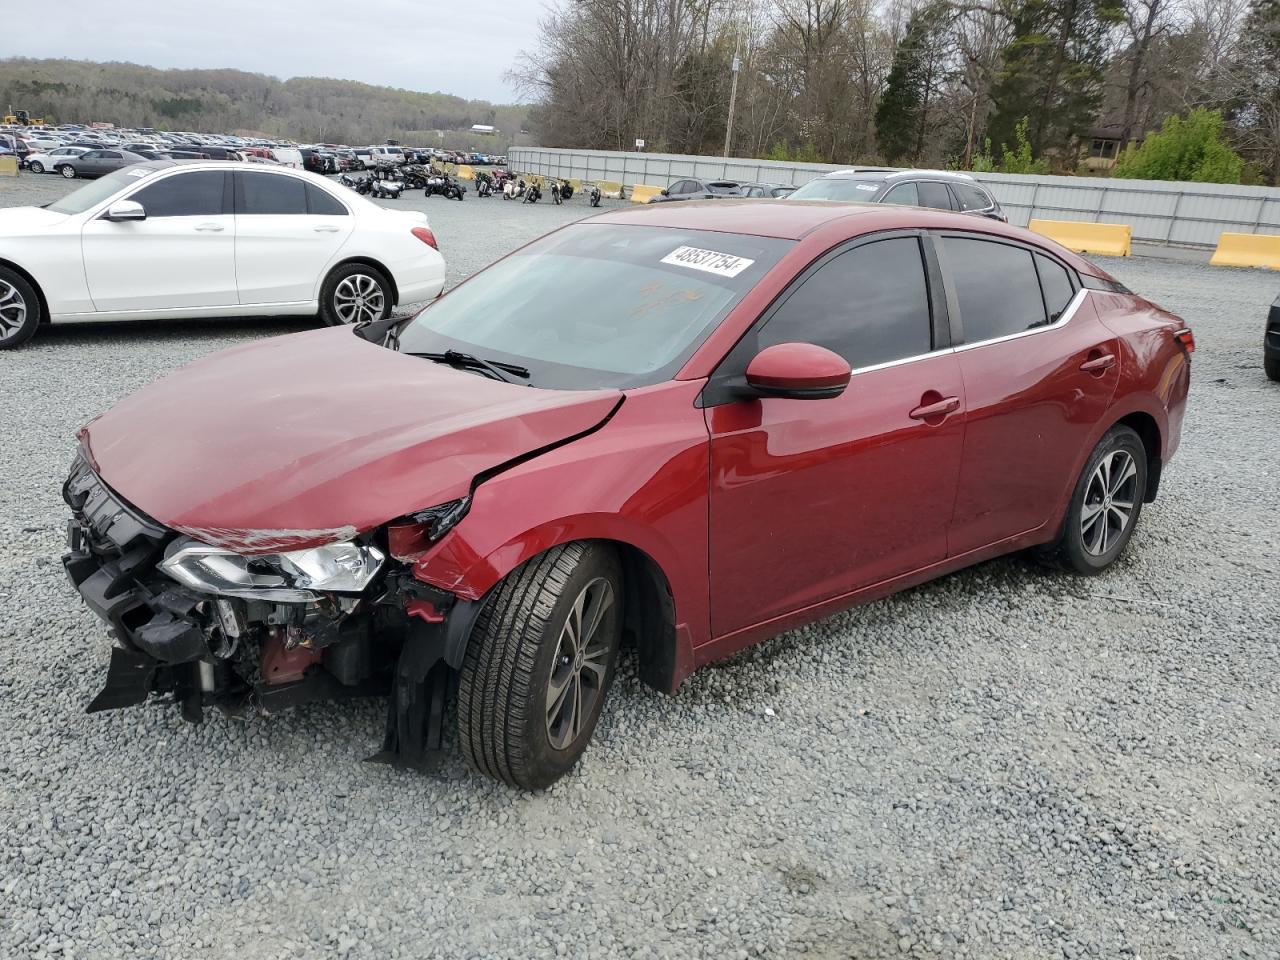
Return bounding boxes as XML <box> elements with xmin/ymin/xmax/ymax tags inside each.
<box><xmin>159</xmin><ymin>539</ymin><xmax>386</xmax><ymax>602</ymax></box>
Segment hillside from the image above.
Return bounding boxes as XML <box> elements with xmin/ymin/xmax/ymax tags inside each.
<box><xmin>0</xmin><ymin>58</ymin><xmax>530</xmax><ymax>148</ymax></box>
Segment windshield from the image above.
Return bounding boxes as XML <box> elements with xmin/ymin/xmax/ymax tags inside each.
<box><xmin>46</xmin><ymin>167</ymin><xmax>150</xmax><ymax>215</ymax></box>
<box><xmin>788</xmin><ymin>177</ymin><xmax>884</xmax><ymax>201</ymax></box>
<box><xmin>395</xmin><ymin>223</ymin><xmax>793</xmax><ymax>389</ymax></box>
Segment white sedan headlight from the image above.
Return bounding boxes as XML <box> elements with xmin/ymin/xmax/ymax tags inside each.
<box><xmin>159</xmin><ymin>539</ymin><xmax>386</xmax><ymax>602</ymax></box>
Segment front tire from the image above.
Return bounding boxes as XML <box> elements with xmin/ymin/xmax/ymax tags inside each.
<box><xmin>1042</xmin><ymin>425</ymin><xmax>1147</xmax><ymax>575</ymax></box>
<box><xmin>1266</xmin><ymin>353</ymin><xmax>1280</xmax><ymax>383</ymax></box>
<box><xmin>28</xmin><ymin>160</ymin><xmax>44</xmax><ymax>174</ymax></box>
<box><xmin>0</xmin><ymin>267</ymin><xmax>42</xmax><ymax>350</ymax></box>
<box><xmin>59</xmin><ymin>165</ymin><xmax>77</xmax><ymax>179</ymax></box>
<box><xmin>318</xmin><ymin>263</ymin><xmax>392</xmax><ymax>326</ymax></box>
<box><xmin>458</xmin><ymin>542</ymin><xmax>623</xmax><ymax>790</ymax></box>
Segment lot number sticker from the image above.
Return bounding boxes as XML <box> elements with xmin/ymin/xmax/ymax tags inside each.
<box><xmin>661</xmin><ymin>246</ymin><xmax>755</xmax><ymax>278</ymax></box>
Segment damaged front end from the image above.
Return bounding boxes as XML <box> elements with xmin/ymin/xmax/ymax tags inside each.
<box><xmin>62</xmin><ymin>453</ymin><xmax>478</xmax><ymax>766</ymax></box>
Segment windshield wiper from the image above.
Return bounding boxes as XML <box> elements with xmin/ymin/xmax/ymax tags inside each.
<box><xmin>409</xmin><ymin>349</ymin><xmax>530</xmax><ymax>383</ymax></box>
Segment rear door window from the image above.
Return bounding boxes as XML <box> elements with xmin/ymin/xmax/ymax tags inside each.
<box><xmin>943</xmin><ymin>237</ymin><xmax>1048</xmax><ymax>342</ymax></box>
<box><xmin>882</xmin><ymin>182</ymin><xmax>919</xmax><ymax>205</ymax></box>
<box><xmin>916</xmin><ymin>181</ymin><xmax>953</xmax><ymax>210</ymax></box>
<box><xmin>236</xmin><ymin>172</ymin><xmax>309</xmax><ymax>215</ymax></box>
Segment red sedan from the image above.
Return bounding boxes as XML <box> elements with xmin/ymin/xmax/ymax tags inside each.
<box><xmin>63</xmin><ymin>201</ymin><xmax>1193</xmax><ymax>788</ymax></box>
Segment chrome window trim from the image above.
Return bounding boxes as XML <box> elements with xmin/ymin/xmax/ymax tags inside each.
<box><xmin>952</xmin><ymin>287</ymin><xmax>1090</xmax><ymax>353</ymax></box>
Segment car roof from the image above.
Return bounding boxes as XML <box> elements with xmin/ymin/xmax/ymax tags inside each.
<box><xmin>817</xmin><ymin>167</ymin><xmax>978</xmax><ymax>184</ymax></box>
<box><xmin>586</xmin><ymin>199</ymin><xmax>1110</xmax><ymax>277</ymax></box>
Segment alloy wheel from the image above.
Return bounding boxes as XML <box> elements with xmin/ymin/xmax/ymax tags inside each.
<box><xmin>332</xmin><ymin>274</ymin><xmax>386</xmax><ymax>324</ymax></box>
<box><xmin>60</xmin><ymin>165</ymin><xmax>75</xmax><ymax>178</ymax></box>
<box><xmin>545</xmin><ymin>578</ymin><xmax>614</xmax><ymax>751</ymax></box>
<box><xmin>1080</xmin><ymin>450</ymin><xmax>1138</xmax><ymax>556</ymax></box>
<box><xmin>29</xmin><ymin>162</ymin><xmax>43</xmax><ymax>174</ymax></box>
<box><xmin>0</xmin><ymin>279</ymin><xmax>28</xmax><ymax>340</ymax></box>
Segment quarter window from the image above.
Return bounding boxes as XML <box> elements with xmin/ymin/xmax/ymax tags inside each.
<box><xmin>237</xmin><ymin>172</ymin><xmax>308</xmax><ymax>215</ymax></box>
<box><xmin>759</xmin><ymin>237</ymin><xmax>933</xmax><ymax>368</ymax></box>
<box><xmin>951</xmin><ymin>183</ymin><xmax>993</xmax><ymax>212</ymax></box>
<box><xmin>130</xmin><ymin>172</ymin><xmax>225</xmax><ymax>217</ymax></box>
<box><xmin>916</xmin><ymin>182</ymin><xmax>952</xmax><ymax>210</ymax></box>
<box><xmin>1035</xmin><ymin>254</ymin><xmax>1076</xmax><ymax>321</ymax></box>
<box><xmin>882</xmin><ymin>183</ymin><xmax>919</xmax><ymax>206</ymax></box>
<box><xmin>944</xmin><ymin>237</ymin><xmax>1048</xmax><ymax>342</ymax></box>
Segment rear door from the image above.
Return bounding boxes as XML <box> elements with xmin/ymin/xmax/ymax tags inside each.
<box><xmin>232</xmin><ymin>171</ymin><xmax>354</xmax><ymax>305</ymax></box>
<box><xmin>940</xmin><ymin>233</ymin><xmax>1121</xmax><ymax>554</ymax></box>
<box><xmin>81</xmin><ymin>169</ymin><xmax>238</xmax><ymax>311</ymax></box>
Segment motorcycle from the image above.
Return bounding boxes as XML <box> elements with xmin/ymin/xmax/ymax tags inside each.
<box><xmin>475</xmin><ymin>171</ymin><xmax>495</xmax><ymax>197</ymax></box>
<box><xmin>400</xmin><ymin>164</ymin><xmax>429</xmax><ymax>190</ymax></box>
<box><xmin>588</xmin><ymin>183</ymin><xmax>602</xmax><ymax>207</ymax></box>
<box><xmin>550</xmin><ymin>181</ymin><xmax>563</xmax><ymax>205</ymax></box>
<box><xmin>502</xmin><ymin>177</ymin><xmax>526</xmax><ymax>200</ymax></box>
<box><xmin>370</xmin><ymin>178</ymin><xmax>404</xmax><ymax>199</ymax></box>
<box><xmin>523</xmin><ymin>181</ymin><xmax>543</xmax><ymax>204</ymax></box>
<box><xmin>339</xmin><ymin>173</ymin><xmax>374</xmax><ymax>195</ymax></box>
<box><xmin>424</xmin><ymin>173</ymin><xmax>466</xmax><ymax>201</ymax></box>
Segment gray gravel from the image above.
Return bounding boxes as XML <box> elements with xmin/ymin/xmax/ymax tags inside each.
<box><xmin>2</xmin><ymin>172</ymin><xmax>1279</xmax><ymax>960</ymax></box>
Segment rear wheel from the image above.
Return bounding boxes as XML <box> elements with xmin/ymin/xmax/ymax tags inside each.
<box><xmin>0</xmin><ymin>268</ymin><xmax>42</xmax><ymax>350</ymax></box>
<box><xmin>59</xmin><ymin>164</ymin><xmax>77</xmax><ymax>179</ymax></box>
<box><xmin>318</xmin><ymin>263</ymin><xmax>392</xmax><ymax>326</ymax></box>
<box><xmin>1266</xmin><ymin>353</ymin><xmax>1280</xmax><ymax>383</ymax></box>
<box><xmin>458</xmin><ymin>542</ymin><xmax>623</xmax><ymax>789</ymax></box>
<box><xmin>1041</xmin><ymin>425</ymin><xmax>1147</xmax><ymax>574</ymax></box>
<box><xmin>28</xmin><ymin>160</ymin><xmax>44</xmax><ymax>174</ymax></box>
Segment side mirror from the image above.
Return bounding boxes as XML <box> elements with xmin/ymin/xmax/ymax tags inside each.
<box><xmin>104</xmin><ymin>200</ymin><xmax>146</xmax><ymax>222</ymax></box>
<box><xmin>745</xmin><ymin>342</ymin><xmax>851</xmax><ymax>400</ymax></box>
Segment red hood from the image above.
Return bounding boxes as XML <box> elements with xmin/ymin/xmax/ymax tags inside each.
<box><xmin>80</xmin><ymin>327</ymin><xmax>620</xmax><ymax>553</ymax></box>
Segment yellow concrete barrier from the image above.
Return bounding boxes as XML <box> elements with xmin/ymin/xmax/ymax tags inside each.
<box><xmin>0</xmin><ymin>156</ymin><xmax>17</xmax><ymax>177</ymax></box>
<box><xmin>596</xmin><ymin>180</ymin><xmax>624</xmax><ymax>199</ymax></box>
<box><xmin>1029</xmin><ymin>218</ymin><xmax>1132</xmax><ymax>257</ymax></box>
<box><xmin>455</xmin><ymin>164</ymin><xmax>475</xmax><ymax>180</ymax></box>
<box><xmin>630</xmin><ymin>184</ymin><xmax>665</xmax><ymax>204</ymax></box>
<box><xmin>1210</xmin><ymin>232</ymin><xmax>1280</xmax><ymax>270</ymax></box>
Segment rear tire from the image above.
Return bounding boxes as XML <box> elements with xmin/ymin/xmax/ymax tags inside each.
<box><xmin>1266</xmin><ymin>353</ymin><xmax>1280</xmax><ymax>383</ymax></box>
<box><xmin>317</xmin><ymin>263</ymin><xmax>392</xmax><ymax>326</ymax></box>
<box><xmin>458</xmin><ymin>542</ymin><xmax>623</xmax><ymax>789</ymax></box>
<box><xmin>1040</xmin><ymin>425</ymin><xmax>1147</xmax><ymax>575</ymax></box>
<box><xmin>0</xmin><ymin>267</ymin><xmax>42</xmax><ymax>350</ymax></box>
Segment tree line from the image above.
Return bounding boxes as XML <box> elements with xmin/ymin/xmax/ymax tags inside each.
<box><xmin>510</xmin><ymin>0</ymin><xmax>1280</xmax><ymax>185</ymax></box>
<box><xmin>0</xmin><ymin>58</ymin><xmax>531</xmax><ymax>148</ymax></box>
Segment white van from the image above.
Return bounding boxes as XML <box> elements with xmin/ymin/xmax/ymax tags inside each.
<box><xmin>371</xmin><ymin>145</ymin><xmax>405</xmax><ymax>164</ymax></box>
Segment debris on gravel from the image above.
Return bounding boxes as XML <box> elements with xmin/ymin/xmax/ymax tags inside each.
<box><xmin>2</xmin><ymin>174</ymin><xmax>1278</xmax><ymax>960</ymax></box>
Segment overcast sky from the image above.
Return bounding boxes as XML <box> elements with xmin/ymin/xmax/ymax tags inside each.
<box><xmin>6</xmin><ymin>0</ymin><xmax>545</xmax><ymax>103</ymax></box>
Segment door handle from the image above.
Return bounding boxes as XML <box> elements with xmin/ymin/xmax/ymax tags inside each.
<box><xmin>194</xmin><ymin>223</ymin><xmax>224</xmax><ymax>232</ymax></box>
<box><xmin>1080</xmin><ymin>352</ymin><xmax>1116</xmax><ymax>373</ymax></box>
<box><xmin>909</xmin><ymin>396</ymin><xmax>960</xmax><ymax>420</ymax></box>
<box><xmin>314</xmin><ymin>225</ymin><xmax>341</xmax><ymax>233</ymax></box>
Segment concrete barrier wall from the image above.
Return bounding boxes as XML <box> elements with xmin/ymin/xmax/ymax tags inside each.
<box><xmin>510</xmin><ymin>147</ymin><xmax>1280</xmax><ymax>250</ymax></box>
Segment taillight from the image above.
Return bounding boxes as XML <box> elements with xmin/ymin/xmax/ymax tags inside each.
<box><xmin>1173</xmin><ymin>328</ymin><xmax>1195</xmax><ymax>354</ymax></box>
<box><xmin>411</xmin><ymin>226</ymin><xmax>438</xmax><ymax>250</ymax></box>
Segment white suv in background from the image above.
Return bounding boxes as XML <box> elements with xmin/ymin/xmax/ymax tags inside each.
<box><xmin>0</xmin><ymin>159</ymin><xmax>446</xmax><ymax>348</ymax></box>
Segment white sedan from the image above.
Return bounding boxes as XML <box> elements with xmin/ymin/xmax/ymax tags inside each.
<box><xmin>24</xmin><ymin>145</ymin><xmax>91</xmax><ymax>174</ymax></box>
<box><xmin>0</xmin><ymin>160</ymin><xmax>446</xmax><ymax>348</ymax></box>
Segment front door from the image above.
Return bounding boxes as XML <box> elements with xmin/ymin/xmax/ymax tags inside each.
<box><xmin>706</xmin><ymin>234</ymin><xmax>966</xmax><ymax>638</ymax></box>
<box><xmin>81</xmin><ymin>169</ymin><xmax>238</xmax><ymax>312</ymax></box>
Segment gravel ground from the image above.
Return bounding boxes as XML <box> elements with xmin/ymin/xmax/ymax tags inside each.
<box><xmin>2</xmin><ymin>171</ymin><xmax>1278</xmax><ymax>960</ymax></box>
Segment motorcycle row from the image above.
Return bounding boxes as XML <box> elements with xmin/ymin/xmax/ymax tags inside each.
<box><xmin>336</xmin><ymin>163</ymin><xmax>603</xmax><ymax>207</ymax></box>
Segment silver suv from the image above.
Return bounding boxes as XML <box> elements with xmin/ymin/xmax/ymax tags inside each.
<box><xmin>788</xmin><ymin>168</ymin><xmax>1006</xmax><ymax>221</ymax></box>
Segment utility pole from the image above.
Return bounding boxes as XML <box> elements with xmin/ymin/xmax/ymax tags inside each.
<box><xmin>723</xmin><ymin>29</ymin><xmax>742</xmax><ymax>160</ymax></box>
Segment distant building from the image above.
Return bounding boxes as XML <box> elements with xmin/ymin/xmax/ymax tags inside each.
<box><xmin>471</xmin><ymin>124</ymin><xmax>497</xmax><ymax>136</ymax></box>
<box><xmin>1079</xmin><ymin>125</ymin><xmax>1147</xmax><ymax>172</ymax></box>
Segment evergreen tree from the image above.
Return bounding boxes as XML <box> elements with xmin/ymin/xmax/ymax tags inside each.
<box><xmin>875</xmin><ymin>2</ymin><xmax>954</xmax><ymax>164</ymax></box>
<box><xmin>1227</xmin><ymin>0</ymin><xmax>1280</xmax><ymax>184</ymax></box>
<box><xmin>988</xmin><ymin>0</ymin><xmax>1123</xmax><ymax>160</ymax></box>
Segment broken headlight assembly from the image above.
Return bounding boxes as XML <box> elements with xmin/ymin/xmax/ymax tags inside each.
<box><xmin>159</xmin><ymin>539</ymin><xmax>387</xmax><ymax>603</ymax></box>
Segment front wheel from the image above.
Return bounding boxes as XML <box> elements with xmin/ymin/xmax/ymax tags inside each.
<box><xmin>59</xmin><ymin>165</ymin><xmax>77</xmax><ymax>179</ymax></box>
<box><xmin>28</xmin><ymin>161</ymin><xmax>44</xmax><ymax>174</ymax></box>
<box><xmin>1266</xmin><ymin>353</ymin><xmax>1280</xmax><ymax>383</ymax></box>
<box><xmin>0</xmin><ymin>267</ymin><xmax>42</xmax><ymax>350</ymax></box>
<box><xmin>1041</xmin><ymin>425</ymin><xmax>1147</xmax><ymax>574</ymax></box>
<box><xmin>458</xmin><ymin>542</ymin><xmax>623</xmax><ymax>789</ymax></box>
<box><xmin>318</xmin><ymin>263</ymin><xmax>392</xmax><ymax>326</ymax></box>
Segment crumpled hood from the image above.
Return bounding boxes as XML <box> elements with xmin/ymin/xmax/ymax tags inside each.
<box><xmin>80</xmin><ymin>327</ymin><xmax>621</xmax><ymax>553</ymax></box>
